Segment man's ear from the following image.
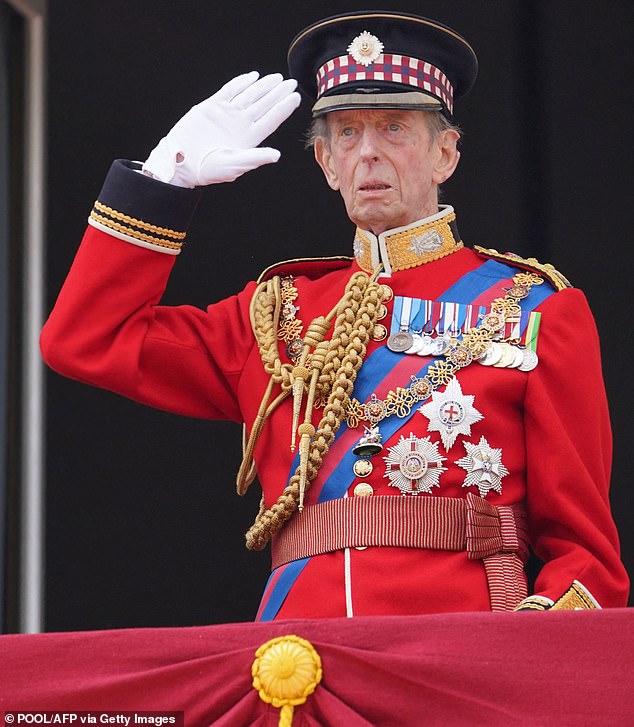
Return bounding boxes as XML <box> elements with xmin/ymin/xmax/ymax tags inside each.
<box><xmin>432</xmin><ymin>129</ymin><xmax>461</xmax><ymax>185</ymax></box>
<box><xmin>314</xmin><ymin>137</ymin><xmax>340</xmax><ymax>191</ymax></box>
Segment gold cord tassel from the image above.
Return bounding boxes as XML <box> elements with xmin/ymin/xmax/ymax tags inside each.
<box><xmin>290</xmin><ymin>365</ymin><xmax>310</xmax><ymax>451</ymax></box>
<box><xmin>296</xmin><ymin>422</ymin><xmax>315</xmax><ymax>511</ymax></box>
<box><xmin>236</xmin><ymin>377</ymin><xmax>274</xmax><ymax>495</ymax></box>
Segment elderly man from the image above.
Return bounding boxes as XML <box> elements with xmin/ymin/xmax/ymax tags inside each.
<box><xmin>41</xmin><ymin>11</ymin><xmax>628</xmax><ymax>620</ymax></box>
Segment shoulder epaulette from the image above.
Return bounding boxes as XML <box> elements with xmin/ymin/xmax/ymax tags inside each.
<box><xmin>474</xmin><ymin>245</ymin><xmax>573</xmax><ymax>291</ymax></box>
<box><xmin>257</xmin><ymin>256</ymin><xmax>353</xmax><ymax>284</ymax></box>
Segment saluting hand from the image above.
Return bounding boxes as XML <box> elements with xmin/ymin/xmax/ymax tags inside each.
<box><xmin>142</xmin><ymin>71</ymin><xmax>301</xmax><ymax>188</ymax></box>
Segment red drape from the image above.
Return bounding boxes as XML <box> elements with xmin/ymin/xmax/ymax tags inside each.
<box><xmin>1</xmin><ymin>610</ymin><xmax>632</xmax><ymax>726</ymax></box>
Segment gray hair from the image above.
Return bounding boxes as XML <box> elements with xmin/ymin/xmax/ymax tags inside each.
<box><xmin>305</xmin><ymin>110</ymin><xmax>461</xmax><ymax>149</ymax></box>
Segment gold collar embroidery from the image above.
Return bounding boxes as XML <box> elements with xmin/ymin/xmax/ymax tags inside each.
<box><xmin>353</xmin><ymin>206</ymin><xmax>463</xmax><ymax>275</ymax></box>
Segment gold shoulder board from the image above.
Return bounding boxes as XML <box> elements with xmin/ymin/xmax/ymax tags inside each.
<box><xmin>474</xmin><ymin>245</ymin><xmax>572</xmax><ymax>292</ymax></box>
<box><xmin>257</xmin><ymin>256</ymin><xmax>353</xmax><ymax>284</ymax></box>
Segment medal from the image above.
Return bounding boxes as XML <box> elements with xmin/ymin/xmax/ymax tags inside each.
<box><xmin>383</xmin><ymin>433</ymin><xmax>447</xmax><ymax>495</ymax></box>
<box><xmin>493</xmin><ymin>343</ymin><xmax>517</xmax><ymax>368</ymax></box>
<box><xmin>518</xmin><ymin>348</ymin><xmax>539</xmax><ymax>371</ymax></box>
<box><xmin>388</xmin><ymin>296</ymin><xmax>417</xmax><ymax>352</ymax></box>
<box><xmin>508</xmin><ymin>346</ymin><xmax>525</xmax><ymax>368</ymax></box>
<box><xmin>512</xmin><ymin>346</ymin><xmax>524</xmax><ymax>369</ymax></box>
<box><xmin>456</xmin><ymin>436</ymin><xmax>509</xmax><ymax>497</ymax></box>
<box><xmin>405</xmin><ymin>333</ymin><xmax>433</xmax><ymax>356</ymax></box>
<box><xmin>403</xmin><ymin>334</ymin><xmax>421</xmax><ymax>354</ymax></box>
<box><xmin>419</xmin><ymin>376</ymin><xmax>483</xmax><ymax>451</ymax></box>
<box><xmin>387</xmin><ymin>330</ymin><xmax>414</xmax><ymax>352</ymax></box>
<box><xmin>416</xmin><ymin>334</ymin><xmax>434</xmax><ymax>356</ymax></box>
<box><xmin>477</xmin><ymin>341</ymin><xmax>502</xmax><ymax>366</ymax></box>
<box><xmin>404</xmin><ymin>333</ymin><xmax>431</xmax><ymax>355</ymax></box>
<box><xmin>430</xmin><ymin>337</ymin><xmax>449</xmax><ymax>356</ymax></box>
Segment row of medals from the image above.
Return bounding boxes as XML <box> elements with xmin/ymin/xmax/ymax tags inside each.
<box><xmin>386</xmin><ymin>328</ymin><xmax>538</xmax><ymax>372</ymax></box>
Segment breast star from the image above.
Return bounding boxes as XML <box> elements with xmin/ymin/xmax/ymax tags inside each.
<box><xmin>419</xmin><ymin>376</ymin><xmax>483</xmax><ymax>451</ymax></box>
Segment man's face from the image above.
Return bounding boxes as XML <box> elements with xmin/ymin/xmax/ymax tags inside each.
<box><xmin>314</xmin><ymin>109</ymin><xmax>459</xmax><ymax>235</ymax></box>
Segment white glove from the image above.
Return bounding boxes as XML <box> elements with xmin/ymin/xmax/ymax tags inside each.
<box><xmin>142</xmin><ymin>71</ymin><xmax>301</xmax><ymax>188</ymax></box>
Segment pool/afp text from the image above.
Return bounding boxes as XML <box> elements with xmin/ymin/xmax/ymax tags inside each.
<box><xmin>3</xmin><ymin>713</ymin><xmax>183</xmax><ymax>726</ymax></box>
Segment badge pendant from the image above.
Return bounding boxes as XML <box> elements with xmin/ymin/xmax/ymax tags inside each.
<box><xmin>383</xmin><ymin>433</ymin><xmax>447</xmax><ymax>495</ymax></box>
<box><xmin>352</xmin><ymin>425</ymin><xmax>383</xmax><ymax>457</ymax></box>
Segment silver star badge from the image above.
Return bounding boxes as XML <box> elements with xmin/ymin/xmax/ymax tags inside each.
<box><xmin>456</xmin><ymin>436</ymin><xmax>509</xmax><ymax>498</ymax></box>
<box><xmin>419</xmin><ymin>376</ymin><xmax>483</xmax><ymax>451</ymax></box>
<box><xmin>383</xmin><ymin>433</ymin><xmax>447</xmax><ymax>495</ymax></box>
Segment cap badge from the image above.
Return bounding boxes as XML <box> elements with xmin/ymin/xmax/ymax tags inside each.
<box><xmin>347</xmin><ymin>31</ymin><xmax>384</xmax><ymax>66</ymax></box>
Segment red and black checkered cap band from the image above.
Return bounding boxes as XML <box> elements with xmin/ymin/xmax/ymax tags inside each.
<box><xmin>316</xmin><ymin>53</ymin><xmax>454</xmax><ymax>114</ymax></box>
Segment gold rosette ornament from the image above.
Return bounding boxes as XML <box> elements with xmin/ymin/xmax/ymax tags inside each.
<box><xmin>252</xmin><ymin>635</ymin><xmax>323</xmax><ymax>726</ymax></box>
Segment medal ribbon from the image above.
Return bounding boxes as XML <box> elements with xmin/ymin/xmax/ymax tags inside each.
<box><xmin>256</xmin><ymin>258</ymin><xmax>554</xmax><ymax>621</ymax></box>
<box><xmin>392</xmin><ymin>285</ymin><xmax>548</xmax><ymax>344</ymax></box>
<box><xmin>524</xmin><ymin>312</ymin><xmax>541</xmax><ymax>351</ymax></box>
<box><xmin>423</xmin><ymin>300</ymin><xmax>435</xmax><ymax>333</ymax></box>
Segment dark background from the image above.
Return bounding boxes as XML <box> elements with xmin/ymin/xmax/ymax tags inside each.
<box><xmin>43</xmin><ymin>0</ymin><xmax>633</xmax><ymax>630</ymax></box>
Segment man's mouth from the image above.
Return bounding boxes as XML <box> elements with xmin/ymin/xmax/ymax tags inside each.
<box><xmin>359</xmin><ymin>183</ymin><xmax>391</xmax><ymax>191</ymax></box>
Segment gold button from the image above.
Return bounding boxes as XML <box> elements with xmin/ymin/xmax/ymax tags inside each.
<box><xmin>379</xmin><ymin>284</ymin><xmax>394</xmax><ymax>303</ymax></box>
<box><xmin>372</xmin><ymin>323</ymin><xmax>387</xmax><ymax>341</ymax></box>
<box><xmin>376</xmin><ymin>304</ymin><xmax>388</xmax><ymax>321</ymax></box>
<box><xmin>353</xmin><ymin>459</ymin><xmax>373</xmax><ymax>477</ymax></box>
<box><xmin>353</xmin><ymin>481</ymin><xmax>373</xmax><ymax>549</ymax></box>
<box><xmin>353</xmin><ymin>482</ymin><xmax>374</xmax><ymax>497</ymax></box>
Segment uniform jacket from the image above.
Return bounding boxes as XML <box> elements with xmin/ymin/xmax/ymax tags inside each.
<box><xmin>41</xmin><ymin>161</ymin><xmax>629</xmax><ymax>619</ymax></box>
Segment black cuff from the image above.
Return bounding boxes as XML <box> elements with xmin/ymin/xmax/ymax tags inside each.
<box><xmin>88</xmin><ymin>160</ymin><xmax>203</xmax><ymax>252</ymax></box>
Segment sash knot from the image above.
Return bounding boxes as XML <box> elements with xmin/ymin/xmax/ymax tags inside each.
<box><xmin>465</xmin><ymin>493</ymin><xmax>527</xmax><ymax>561</ymax></box>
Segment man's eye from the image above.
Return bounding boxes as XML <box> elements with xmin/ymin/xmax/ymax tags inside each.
<box><xmin>388</xmin><ymin>123</ymin><xmax>401</xmax><ymax>132</ymax></box>
<box><xmin>341</xmin><ymin>127</ymin><xmax>354</xmax><ymax>136</ymax></box>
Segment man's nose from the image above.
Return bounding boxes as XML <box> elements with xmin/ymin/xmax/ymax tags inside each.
<box><xmin>359</xmin><ymin>128</ymin><xmax>381</xmax><ymax>161</ymax></box>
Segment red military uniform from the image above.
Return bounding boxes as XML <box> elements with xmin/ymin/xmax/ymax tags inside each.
<box><xmin>41</xmin><ymin>161</ymin><xmax>629</xmax><ymax>619</ymax></box>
